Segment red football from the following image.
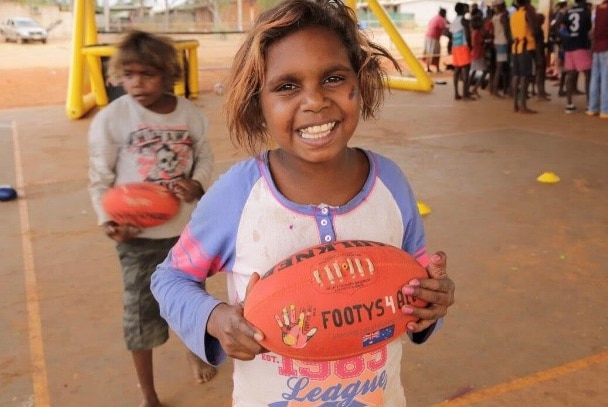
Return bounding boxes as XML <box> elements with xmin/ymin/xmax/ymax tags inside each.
<box><xmin>244</xmin><ymin>240</ymin><xmax>428</xmax><ymax>361</ymax></box>
<box><xmin>102</xmin><ymin>182</ymin><xmax>180</xmax><ymax>228</ymax></box>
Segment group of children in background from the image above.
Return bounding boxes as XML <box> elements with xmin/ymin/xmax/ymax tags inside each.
<box><xmin>429</xmin><ymin>0</ymin><xmax>608</xmax><ymax>118</ymax></box>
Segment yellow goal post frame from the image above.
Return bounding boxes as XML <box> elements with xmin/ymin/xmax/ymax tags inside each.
<box><xmin>66</xmin><ymin>0</ymin><xmax>199</xmax><ymax>120</ymax></box>
<box><xmin>345</xmin><ymin>0</ymin><xmax>433</xmax><ymax>92</ymax></box>
<box><xmin>66</xmin><ymin>0</ymin><xmax>429</xmax><ymax>119</ymax></box>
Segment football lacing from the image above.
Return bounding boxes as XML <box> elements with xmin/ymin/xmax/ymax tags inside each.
<box><xmin>312</xmin><ymin>256</ymin><xmax>375</xmax><ymax>286</ymax></box>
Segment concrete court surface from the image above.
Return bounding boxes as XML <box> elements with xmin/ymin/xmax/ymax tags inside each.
<box><xmin>1</xmin><ymin>73</ymin><xmax>608</xmax><ymax>407</ymax></box>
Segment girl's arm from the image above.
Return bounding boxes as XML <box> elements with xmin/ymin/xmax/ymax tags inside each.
<box><xmin>152</xmin><ymin>158</ymin><xmax>263</xmax><ymax>363</ymax></box>
<box><xmin>151</xmin><ymin>262</ymin><xmax>226</xmax><ymax>365</ymax></box>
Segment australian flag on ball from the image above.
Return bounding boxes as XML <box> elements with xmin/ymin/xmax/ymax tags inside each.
<box><xmin>362</xmin><ymin>325</ymin><xmax>395</xmax><ymax>347</ymax></box>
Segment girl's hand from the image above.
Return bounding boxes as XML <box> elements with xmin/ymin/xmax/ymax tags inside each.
<box><xmin>401</xmin><ymin>251</ymin><xmax>455</xmax><ymax>333</ymax></box>
<box><xmin>171</xmin><ymin>179</ymin><xmax>203</xmax><ymax>203</ymax></box>
<box><xmin>206</xmin><ymin>273</ymin><xmax>266</xmax><ymax>361</ymax></box>
<box><xmin>102</xmin><ymin>220</ymin><xmax>141</xmax><ymax>242</ymax></box>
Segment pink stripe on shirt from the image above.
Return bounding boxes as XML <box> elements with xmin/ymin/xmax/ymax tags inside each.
<box><xmin>170</xmin><ymin>225</ymin><xmax>218</xmax><ymax>279</ymax></box>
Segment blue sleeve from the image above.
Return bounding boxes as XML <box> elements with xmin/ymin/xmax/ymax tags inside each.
<box><xmin>151</xmin><ymin>158</ymin><xmax>263</xmax><ymax>364</ymax></box>
<box><xmin>372</xmin><ymin>153</ymin><xmax>427</xmax><ymax>259</ymax></box>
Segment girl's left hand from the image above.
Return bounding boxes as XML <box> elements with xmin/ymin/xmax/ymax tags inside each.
<box><xmin>401</xmin><ymin>251</ymin><xmax>455</xmax><ymax>333</ymax></box>
<box><xmin>171</xmin><ymin>179</ymin><xmax>204</xmax><ymax>203</ymax></box>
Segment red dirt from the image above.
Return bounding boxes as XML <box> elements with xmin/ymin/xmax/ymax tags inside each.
<box><xmin>0</xmin><ymin>68</ymin><xmax>69</xmax><ymax>109</ymax></box>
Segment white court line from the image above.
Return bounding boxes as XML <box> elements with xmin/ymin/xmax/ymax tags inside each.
<box><xmin>11</xmin><ymin>120</ymin><xmax>50</xmax><ymax>406</ymax></box>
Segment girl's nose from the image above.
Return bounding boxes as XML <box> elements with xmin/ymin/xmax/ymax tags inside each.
<box><xmin>301</xmin><ymin>86</ymin><xmax>329</xmax><ymax>112</ymax></box>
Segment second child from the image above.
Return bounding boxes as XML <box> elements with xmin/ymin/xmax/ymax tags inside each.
<box><xmin>88</xmin><ymin>30</ymin><xmax>216</xmax><ymax>407</ymax></box>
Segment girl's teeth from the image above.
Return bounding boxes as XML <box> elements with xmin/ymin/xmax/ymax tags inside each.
<box><xmin>300</xmin><ymin>122</ymin><xmax>335</xmax><ymax>139</ymax></box>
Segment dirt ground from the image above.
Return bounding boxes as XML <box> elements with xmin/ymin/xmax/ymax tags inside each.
<box><xmin>0</xmin><ymin>67</ymin><xmax>66</xmax><ymax>109</ymax></box>
<box><xmin>0</xmin><ymin>38</ymin><xmax>83</xmax><ymax>109</ymax></box>
<box><xmin>1</xmin><ymin>35</ymin><xmax>607</xmax><ymax>407</ymax></box>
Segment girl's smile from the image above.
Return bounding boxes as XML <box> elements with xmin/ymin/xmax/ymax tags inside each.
<box><xmin>298</xmin><ymin>121</ymin><xmax>336</xmax><ymax>140</ymax></box>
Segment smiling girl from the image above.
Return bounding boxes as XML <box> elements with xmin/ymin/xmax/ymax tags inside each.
<box><xmin>151</xmin><ymin>1</ymin><xmax>455</xmax><ymax>405</ymax></box>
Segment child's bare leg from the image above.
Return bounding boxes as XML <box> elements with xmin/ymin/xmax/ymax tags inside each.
<box><xmin>583</xmin><ymin>70</ymin><xmax>591</xmax><ymax>105</ymax></box>
<box><xmin>558</xmin><ymin>72</ymin><xmax>566</xmax><ymax>96</ymax></box>
<box><xmin>132</xmin><ymin>350</ymin><xmax>161</xmax><ymax>407</ymax></box>
<box><xmin>186</xmin><ymin>350</ymin><xmax>217</xmax><ymax>383</ymax></box>
<box><xmin>566</xmin><ymin>70</ymin><xmax>574</xmax><ymax>106</ymax></box>
<box><xmin>519</xmin><ymin>76</ymin><xmax>537</xmax><ymax>113</ymax></box>
<box><xmin>453</xmin><ymin>67</ymin><xmax>461</xmax><ymax>99</ymax></box>
<box><xmin>492</xmin><ymin>64</ymin><xmax>502</xmax><ymax>96</ymax></box>
<box><xmin>462</xmin><ymin>66</ymin><xmax>473</xmax><ymax>98</ymax></box>
<box><xmin>512</xmin><ymin>75</ymin><xmax>520</xmax><ymax>112</ymax></box>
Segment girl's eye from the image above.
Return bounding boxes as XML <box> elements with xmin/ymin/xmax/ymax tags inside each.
<box><xmin>276</xmin><ymin>83</ymin><xmax>297</xmax><ymax>92</ymax></box>
<box><xmin>325</xmin><ymin>75</ymin><xmax>344</xmax><ymax>84</ymax></box>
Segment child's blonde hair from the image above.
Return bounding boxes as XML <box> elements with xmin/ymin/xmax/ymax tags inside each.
<box><xmin>107</xmin><ymin>30</ymin><xmax>182</xmax><ymax>91</ymax></box>
<box><xmin>225</xmin><ymin>0</ymin><xmax>401</xmax><ymax>155</ymax></box>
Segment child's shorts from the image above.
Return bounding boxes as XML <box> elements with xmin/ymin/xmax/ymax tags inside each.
<box><xmin>511</xmin><ymin>51</ymin><xmax>534</xmax><ymax>77</ymax></box>
<box><xmin>495</xmin><ymin>44</ymin><xmax>508</xmax><ymax>63</ymax></box>
<box><xmin>564</xmin><ymin>49</ymin><xmax>592</xmax><ymax>72</ymax></box>
<box><xmin>116</xmin><ymin>237</ymin><xmax>179</xmax><ymax>351</ymax></box>
<box><xmin>471</xmin><ymin>57</ymin><xmax>486</xmax><ymax>72</ymax></box>
<box><xmin>452</xmin><ymin>45</ymin><xmax>472</xmax><ymax>67</ymax></box>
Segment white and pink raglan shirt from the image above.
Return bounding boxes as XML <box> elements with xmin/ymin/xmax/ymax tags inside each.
<box><xmin>152</xmin><ymin>149</ymin><xmax>439</xmax><ymax>407</ymax></box>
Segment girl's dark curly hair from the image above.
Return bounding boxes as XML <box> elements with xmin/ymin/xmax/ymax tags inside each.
<box><xmin>225</xmin><ymin>0</ymin><xmax>401</xmax><ymax>156</ymax></box>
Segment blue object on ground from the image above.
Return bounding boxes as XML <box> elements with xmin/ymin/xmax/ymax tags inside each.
<box><xmin>0</xmin><ymin>185</ymin><xmax>18</xmax><ymax>201</ymax></box>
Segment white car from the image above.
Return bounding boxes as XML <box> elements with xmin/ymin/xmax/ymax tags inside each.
<box><xmin>1</xmin><ymin>17</ymin><xmax>48</xmax><ymax>44</ymax></box>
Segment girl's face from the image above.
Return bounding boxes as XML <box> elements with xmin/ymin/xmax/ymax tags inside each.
<box><xmin>121</xmin><ymin>62</ymin><xmax>168</xmax><ymax>112</ymax></box>
<box><xmin>260</xmin><ymin>26</ymin><xmax>360</xmax><ymax>165</ymax></box>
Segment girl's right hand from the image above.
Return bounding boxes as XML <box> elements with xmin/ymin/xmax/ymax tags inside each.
<box><xmin>102</xmin><ymin>221</ymin><xmax>141</xmax><ymax>242</ymax></box>
<box><xmin>207</xmin><ymin>302</ymin><xmax>265</xmax><ymax>361</ymax></box>
<box><xmin>207</xmin><ymin>273</ymin><xmax>265</xmax><ymax>361</ymax></box>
